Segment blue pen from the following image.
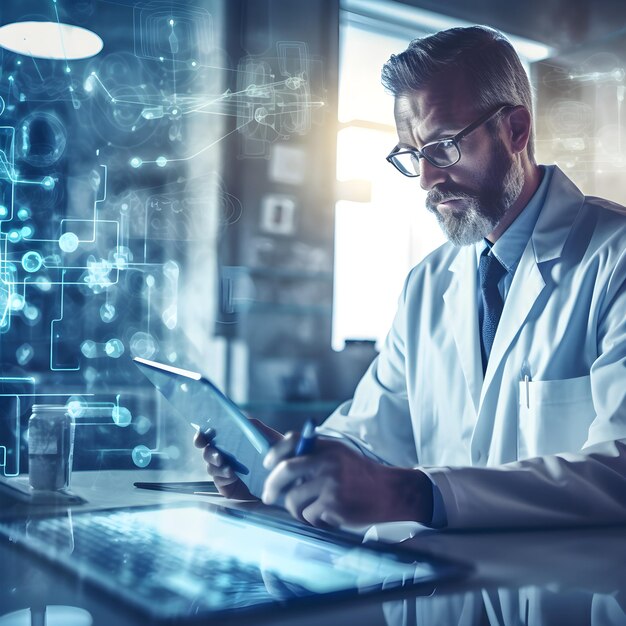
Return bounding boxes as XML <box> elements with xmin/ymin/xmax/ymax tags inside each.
<box><xmin>294</xmin><ymin>419</ymin><xmax>317</xmax><ymax>456</ymax></box>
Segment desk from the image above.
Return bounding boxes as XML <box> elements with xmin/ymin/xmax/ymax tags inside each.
<box><xmin>0</xmin><ymin>470</ymin><xmax>624</xmax><ymax>626</ymax></box>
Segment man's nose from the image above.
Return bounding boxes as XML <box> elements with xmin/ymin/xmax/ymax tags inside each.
<box><xmin>419</xmin><ymin>158</ymin><xmax>449</xmax><ymax>191</ymax></box>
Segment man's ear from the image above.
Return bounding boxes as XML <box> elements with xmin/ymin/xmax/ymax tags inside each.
<box><xmin>505</xmin><ymin>106</ymin><xmax>532</xmax><ymax>155</ymax></box>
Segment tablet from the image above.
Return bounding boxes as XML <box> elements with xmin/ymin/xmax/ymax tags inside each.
<box><xmin>0</xmin><ymin>501</ymin><xmax>470</xmax><ymax>620</ymax></box>
<box><xmin>134</xmin><ymin>357</ymin><xmax>271</xmax><ymax>498</ymax></box>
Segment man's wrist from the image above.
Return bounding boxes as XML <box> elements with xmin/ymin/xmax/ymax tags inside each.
<box><xmin>388</xmin><ymin>467</ymin><xmax>434</xmax><ymax>524</ymax></box>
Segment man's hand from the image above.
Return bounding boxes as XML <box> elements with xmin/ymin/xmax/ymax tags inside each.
<box><xmin>193</xmin><ymin>418</ymin><xmax>283</xmax><ymax>500</ymax></box>
<box><xmin>261</xmin><ymin>433</ymin><xmax>434</xmax><ymax>528</ymax></box>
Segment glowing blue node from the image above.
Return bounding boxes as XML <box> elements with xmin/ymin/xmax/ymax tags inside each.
<box><xmin>8</xmin><ymin>230</ymin><xmax>21</xmax><ymax>243</ymax></box>
<box><xmin>66</xmin><ymin>396</ymin><xmax>87</xmax><ymax>418</ymax></box>
<box><xmin>112</xmin><ymin>406</ymin><xmax>132</xmax><ymax>427</ymax></box>
<box><xmin>145</xmin><ymin>274</ymin><xmax>155</xmax><ymax>287</ymax></box>
<box><xmin>100</xmin><ymin>303</ymin><xmax>116</xmax><ymax>323</ymax></box>
<box><xmin>0</xmin><ymin>205</ymin><xmax>8</xmax><ymax>219</ymax></box>
<box><xmin>21</xmin><ymin>250</ymin><xmax>44</xmax><ymax>273</ymax></box>
<box><xmin>21</xmin><ymin>226</ymin><xmax>34</xmax><ymax>238</ymax></box>
<box><xmin>16</xmin><ymin>343</ymin><xmax>34</xmax><ymax>366</ymax></box>
<box><xmin>24</xmin><ymin>305</ymin><xmax>39</xmax><ymax>321</ymax></box>
<box><xmin>129</xmin><ymin>331</ymin><xmax>157</xmax><ymax>360</ymax></box>
<box><xmin>132</xmin><ymin>444</ymin><xmax>152</xmax><ymax>468</ymax></box>
<box><xmin>35</xmin><ymin>276</ymin><xmax>52</xmax><ymax>291</ymax></box>
<box><xmin>59</xmin><ymin>232</ymin><xmax>79</xmax><ymax>253</ymax></box>
<box><xmin>165</xmin><ymin>445</ymin><xmax>180</xmax><ymax>460</ymax></box>
<box><xmin>0</xmin><ymin>96</ymin><xmax>5</xmax><ymax>117</ymax></box>
<box><xmin>11</xmin><ymin>294</ymin><xmax>25</xmax><ymax>311</ymax></box>
<box><xmin>156</xmin><ymin>156</ymin><xmax>167</xmax><ymax>167</ymax></box>
<box><xmin>17</xmin><ymin>207</ymin><xmax>30</xmax><ymax>221</ymax></box>
<box><xmin>105</xmin><ymin>338</ymin><xmax>124</xmax><ymax>358</ymax></box>
<box><xmin>80</xmin><ymin>340</ymin><xmax>97</xmax><ymax>358</ymax></box>
<box><xmin>134</xmin><ymin>415</ymin><xmax>151</xmax><ymax>436</ymax></box>
<box><xmin>42</xmin><ymin>176</ymin><xmax>55</xmax><ymax>190</ymax></box>
<box><xmin>130</xmin><ymin>157</ymin><xmax>142</xmax><ymax>168</ymax></box>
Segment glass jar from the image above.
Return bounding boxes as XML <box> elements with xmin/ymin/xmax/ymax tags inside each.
<box><xmin>28</xmin><ymin>404</ymin><xmax>75</xmax><ymax>491</ymax></box>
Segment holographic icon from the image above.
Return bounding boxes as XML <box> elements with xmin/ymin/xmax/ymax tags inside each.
<box><xmin>131</xmin><ymin>444</ymin><xmax>152</xmax><ymax>468</ymax></box>
<box><xmin>112</xmin><ymin>406</ymin><xmax>132</xmax><ymax>427</ymax></box>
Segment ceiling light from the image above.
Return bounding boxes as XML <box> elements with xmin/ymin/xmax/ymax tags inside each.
<box><xmin>0</xmin><ymin>21</ymin><xmax>103</xmax><ymax>60</ymax></box>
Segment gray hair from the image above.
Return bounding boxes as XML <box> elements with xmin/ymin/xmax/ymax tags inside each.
<box><xmin>381</xmin><ymin>26</ymin><xmax>535</xmax><ymax>163</ymax></box>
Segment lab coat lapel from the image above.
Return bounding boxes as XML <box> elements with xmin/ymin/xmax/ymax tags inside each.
<box><xmin>443</xmin><ymin>245</ymin><xmax>482</xmax><ymax>414</ymax></box>
<box><xmin>478</xmin><ymin>167</ymin><xmax>585</xmax><ymax>409</ymax></box>
<box><xmin>480</xmin><ymin>241</ymin><xmax>545</xmax><ymax>397</ymax></box>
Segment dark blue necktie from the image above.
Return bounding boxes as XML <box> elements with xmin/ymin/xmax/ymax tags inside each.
<box><xmin>479</xmin><ymin>250</ymin><xmax>507</xmax><ymax>372</ymax></box>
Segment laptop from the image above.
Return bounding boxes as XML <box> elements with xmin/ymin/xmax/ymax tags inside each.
<box><xmin>0</xmin><ymin>501</ymin><xmax>470</xmax><ymax>621</ymax></box>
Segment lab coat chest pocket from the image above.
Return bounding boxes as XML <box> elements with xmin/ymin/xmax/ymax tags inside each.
<box><xmin>517</xmin><ymin>375</ymin><xmax>595</xmax><ymax>459</ymax></box>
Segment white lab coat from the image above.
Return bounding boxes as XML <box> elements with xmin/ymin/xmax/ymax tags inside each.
<box><xmin>323</xmin><ymin>167</ymin><xmax>626</xmax><ymax>528</ymax></box>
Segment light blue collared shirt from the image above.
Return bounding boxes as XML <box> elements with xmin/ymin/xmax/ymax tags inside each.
<box><xmin>430</xmin><ymin>164</ymin><xmax>553</xmax><ymax>528</ymax></box>
<box><xmin>477</xmin><ymin>166</ymin><xmax>553</xmax><ymax>323</ymax></box>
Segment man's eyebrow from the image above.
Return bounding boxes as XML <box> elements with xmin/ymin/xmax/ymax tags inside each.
<box><xmin>421</xmin><ymin>127</ymin><xmax>456</xmax><ymax>143</ymax></box>
<box><xmin>397</xmin><ymin>127</ymin><xmax>456</xmax><ymax>149</ymax></box>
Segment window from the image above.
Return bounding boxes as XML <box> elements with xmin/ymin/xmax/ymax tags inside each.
<box><xmin>332</xmin><ymin>2</ymin><xmax>551</xmax><ymax>351</ymax></box>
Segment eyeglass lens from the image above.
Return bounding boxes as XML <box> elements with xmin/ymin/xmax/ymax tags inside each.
<box><xmin>391</xmin><ymin>139</ymin><xmax>461</xmax><ymax>175</ymax></box>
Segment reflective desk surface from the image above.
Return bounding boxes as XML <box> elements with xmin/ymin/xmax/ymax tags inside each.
<box><xmin>0</xmin><ymin>470</ymin><xmax>624</xmax><ymax>626</ymax></box>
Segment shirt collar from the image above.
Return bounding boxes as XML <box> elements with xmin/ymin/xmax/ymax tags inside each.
<box><xmin>475</xmin><ymin>165</ymin><xmax>554</xmax><ymax>273</ymax></box>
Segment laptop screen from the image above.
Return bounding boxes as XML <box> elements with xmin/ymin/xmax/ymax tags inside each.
<box><xmin>0</xmin><ymin>502</ymin><xmax>467</xmax><ymax>619</ymax></box>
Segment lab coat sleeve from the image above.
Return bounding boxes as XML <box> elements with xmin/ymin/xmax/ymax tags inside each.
<box><xmin>424</xmin><ymin>439</ymin><xmax>626</xmax><ymax>528</ymax></box>
<box><xmin>425</xmin><ymin>249</ymin><xmax>626</xmax><ymax>529</ymax></box>
<box><xmin>320</xmin><ymin>270</ymin><xmax>419</xmax><ymax>468</ymax></box>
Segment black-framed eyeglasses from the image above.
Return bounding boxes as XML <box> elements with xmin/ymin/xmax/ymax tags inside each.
<box><xmin>386</xmin><ymin>105</ymin><xmax>512</xmax><ymax>177</ymax></box>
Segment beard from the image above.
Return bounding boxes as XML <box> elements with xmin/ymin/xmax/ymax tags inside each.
<box><xmin>425</xmin><ymin>141</ymin><xmax>525</xmax><ymax>246</ymax></box>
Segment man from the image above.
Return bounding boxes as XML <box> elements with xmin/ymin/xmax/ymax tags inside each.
<box><xmin>196</xmin><ymin>26</ymin><xmax>626</xmax><ymax>529</ymax></box>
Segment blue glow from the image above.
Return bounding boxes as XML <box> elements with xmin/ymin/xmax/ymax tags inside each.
<box><xmin>23</xmin><ymin>305</ymin><xmax>40</xmax><ymax>321</ymax></box>
<box><xmin>105</xmin><ymin>338</ymin><xmax>125</xmax><ymax>358</ymax></box>
<box><xmin>112</xmin><ymin>405</ymin><xmax>132</xmax><ymax>427</ymax></box>
<box><xmin>59</xmin><ymin>232</ymin><xmax>80</xmax><ymax>253</ymax></box>
<box><xmin>10</xmin><ymin>294</ymin><xmax>25</xmax><ymax>311</ymax></box>
<box><xmin>66</xmin><ymin>396</ymin><xmax>87</xmax><ymax>418</ymax></box>
<box><xmin>42</xmin><ymin>176</ymin><xmax>56</xmax><ymax>190</ymax></box>
<box><xmin>131</xmin><ymin>444</ymin><xmax>152</xmax><ymax>467</ymax></box>
<box><xmin>16</xmin><ymin>343</ymin><xmax>34</xmax><ymax>366</ymax></box>
<box><xmin>21</xmin><ymin>250</ymin><xmax>44</xmax><ymax>273</ymax></box>
<box><xmin>100</xmin><ymin>303</ymin><xmax>116</xmax><ymax>323</ymax></box>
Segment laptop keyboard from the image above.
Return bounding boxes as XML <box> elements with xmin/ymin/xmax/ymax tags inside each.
<box><xmin>16</xmin><ymin>507</ymin><xmax>288</xmax><ymax>616</ymax></box>
<box><xmin>1</xmin><ymin>503</ymin><xmax>455</xmax><ymax>619</ymax></box>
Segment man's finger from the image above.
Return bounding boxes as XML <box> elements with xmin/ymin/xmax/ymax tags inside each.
<box><xmin>283</xmin><ymin>478</ymin><xmax>324</xmax><ymax>523</ymax></box>
<box><xmin>249</xmin><ymin>418</ymin><xmax>284</xmax><ymax>444</ymax></box>
<box><xmin>302</xmin><ymin>499</ymin><xmax>343</xmax><ymax>528</ymax></box>
<box><xmin>193</xmin><ymin>427</ymin><xmax>216</xmax><ymax>448</ymax></box>
<box><xmin>262</xmin><ymin>455</ymin><xmax>315</xmax><ymax>505</ymax></box>
<box><xmin>263</xmin><ymin>431</ymin><xmax>299</xmax><ymax>470</ymax></box>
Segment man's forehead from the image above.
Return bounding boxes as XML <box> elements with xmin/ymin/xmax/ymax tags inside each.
<box><xmin>393</xmin><ymin>73</ymin><xmax>477</xmax><ymax>140</ymax></box>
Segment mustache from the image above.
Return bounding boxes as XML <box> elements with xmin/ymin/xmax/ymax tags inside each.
<box><xmin>426</xmin><ymin>186</ymin><xmax>478</xmax><ymax>210</ymax></box>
